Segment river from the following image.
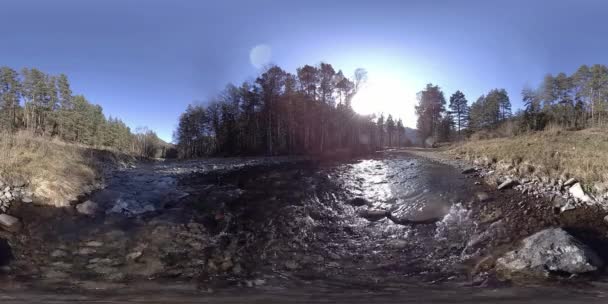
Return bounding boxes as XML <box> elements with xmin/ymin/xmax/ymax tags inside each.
<box><xmin>1</xmin><ymin>151</ymin><xmax>606</xmax><ymax>303</ymax></box>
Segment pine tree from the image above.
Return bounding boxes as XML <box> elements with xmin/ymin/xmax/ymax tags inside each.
<box><xmin>396</xmin><ymin>118</ymin><xmax>404</xmax><ymax>147</ymax></box>
<box><xmin>415</xmin><ymin>83</ymin><xmax>446</xmax><ymax>144</ymax></box>
<box><xmin>0</xmin><ymin>67</ymin><xmax>21</xmax><ymax>131</ymax></box>
<box><xmin>377</xmin><ymin>114</ymin><xmax>385</xmax><ymax>147</ymax></box>
<box><xmin>56</xmin><ymin>74</ymin><xmax>75</xmax><ymax>140</ymax></box>
<box><xmin>448</xmin><ymin>90</ymin><xmax>469</xmax><ymax>137</ymax></box>
<box><xmin>386</xmin><ymin>114</ymin><xmax>395</xmax><ymax>147</ymax></box>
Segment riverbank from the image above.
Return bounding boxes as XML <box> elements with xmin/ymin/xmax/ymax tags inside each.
<box><xmin>400</xmin><ymin>143</ymin><xmax>608</xmax><ymax>282</ymax></box>
<box><xmin>0</xmin><ymin>132</ymin><xmax>137</xmax><ymax>209</ymax></box>
<box><xmin>446</xmin><ymin>128</ymin><xmax>608</xmax><ymax>200</ymax></box>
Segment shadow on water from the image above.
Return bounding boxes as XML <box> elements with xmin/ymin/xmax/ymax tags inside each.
<box><xmin>0</xmin><ymin>238</ymin><xmax>13</xmax><ymax>267</ymax></box>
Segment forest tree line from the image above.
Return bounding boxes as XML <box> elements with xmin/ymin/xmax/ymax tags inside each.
<box><xmin>174</xmin><ymin>62</ymin><xmax>410</xmax><ymax>158</ymax></box>
<box><xmin>519</xmin><ymin>64</ymin><xmax>608</xmax><ymax>131</ymax></box>
<box><xmin>415</xmin><ymin>64</ymin><xmax>608</xmax><ymax>144</ymax></box>
<box><xmin>415</xmin><ymin>84</ymin><xmax>513</xmax><ymax>143</ymax></box>
<box><xmin>0</xmin><ymin>66</ymin><xmax>167</xmax><ymax>158</ymax></box>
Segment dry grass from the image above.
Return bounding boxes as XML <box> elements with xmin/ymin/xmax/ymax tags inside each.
<box><xmin>448</xmin><ymin>128</ymin><xmax>608</xmax><ymax>191</ymax></box>
<box><xmin>0</xmin><ymin>131</ymin><xmax>132</xmax><ymax>206</ymax></box>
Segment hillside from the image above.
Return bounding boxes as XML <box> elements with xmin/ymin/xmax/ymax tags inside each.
<box><xmin>446</xmin><ymin>128</ymin><xmax>608</xmax><ymax>195</ymax></box>
<box><xmin>0</xmin><ymin>132</ymin><xmax>135</xmax><ymax>208</ymax></box>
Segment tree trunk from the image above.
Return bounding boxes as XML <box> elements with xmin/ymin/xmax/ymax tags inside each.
<box><xmin>267</xmin><ymin>110</ymin><xmax>272</xmax><ymax>155</ymax></box>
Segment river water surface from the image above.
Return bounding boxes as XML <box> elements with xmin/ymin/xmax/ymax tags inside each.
<box><xmin>1</xmin><ymin>151</ymin><xmax>607</xmax><ymax>303</ymax></box>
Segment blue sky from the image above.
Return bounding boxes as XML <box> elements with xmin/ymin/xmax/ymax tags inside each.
<box><xmin>2</xmin><ymin>0</ymin><xmax>607</xmax><ymax>141</ymax></box>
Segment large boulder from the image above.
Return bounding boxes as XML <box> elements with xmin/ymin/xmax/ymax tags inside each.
<box><xmin>496</xmin><ymin>228</ymin><xmax>603</xmax><ymax>280</ymax></box>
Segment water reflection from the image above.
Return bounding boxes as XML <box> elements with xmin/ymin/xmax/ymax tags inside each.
<box><xmin>334</xmin><ymin>155</ymin><xmax>471</xmax><ymax>224</ymax></box>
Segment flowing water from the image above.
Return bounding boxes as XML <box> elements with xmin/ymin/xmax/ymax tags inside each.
<box><xmin>1</xmin><ymin>152</ymin><xmax>607</xmax><ymax>303</ymax></box>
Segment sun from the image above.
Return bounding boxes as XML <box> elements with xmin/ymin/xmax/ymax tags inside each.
<box><xmin>351</xmin><ymin>76</ymin><xmax>417</xmax><ymax>128</ymax></box>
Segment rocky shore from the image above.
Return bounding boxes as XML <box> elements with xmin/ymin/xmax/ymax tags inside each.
<box><xmin>400</xmin><ymin>148</ymin><xmax>608</xmax><ymax>283</ymax></box>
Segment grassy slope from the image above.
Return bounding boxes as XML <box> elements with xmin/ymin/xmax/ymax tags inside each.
<box><xmin>0</xmin><ymin>132</ymin><xmax>134</xmax><ymax>207</ymax></box>
<box><xmin>446</xmin><ymin>128</ymin><xmax>608</xmax><ymax>192</ymax></box>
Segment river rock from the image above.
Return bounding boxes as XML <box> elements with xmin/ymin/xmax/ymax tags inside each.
<box><xmin>85</xmin><ymin>241</ymin><xmax>104</xmax><ymax>247</ymax></box>
<box><xmin>51</xmin><ymin>261</ymin><xmax>73</xmax><ymax>270</ymax></box>
<box><xmin>11</xmin><ymin>179</ymin><xmax>26</xmax><ymax>188</ymax></box>
<box><xmin>50</xmin><ymin>249</ymin><xmax>68</xmax><ymax>258</ymax></box>
<box><xmin>569</xmin><ymin>183</ymin><xmax>593</xmax><ymax>203</ymax></box>
<box><xmin>76</xmin><ymin>200</ymin><xmax>99</xmax><ymax>216</ymax></box>
<box><xmin>44</xmin><ymin>270</ymin><xmax>69</xmax><ymax>280</ymax></box>
<box><xmin>551</xmin><ymin>196</ymin><xmax>576</xmax><ymax>213</ymax></box>
<box><xmin>77</xmin><ymin>247</ymin><xmax>96</xmax><ymax>255</ymax></box>
<box><xmin>108</xmin><ymin>197</ymin><xmax>156</xmax><ymax>216</ymax></box>
<box><xmin>497</xmin><ymin>179</ymin><xmax>518</xmax><ymax>190</ymax></box>
<box><xmin>461</xmin><ymin>167</ymin><xmax>477</xmax><ymax>174</ymax></box>
<box><xmin>89</xmin><ymin>265</ymin><xmax>118</xmax><ymax>275</ymax></box>
<box><xmin>388</xmin><ymin>239</ymin><xmax>409</xmax><ymax>249</ymax></box>
<box><xmin>0</xmin><ymin>214</ymin><xmax>21</xmax><ymax>232</ymax></box>
<box><xmin>358</xmin><ymin>209</ymin><xmax>388</xmax><ymax>221</ymax></box>
<box><xmin>496</xmin><ymin>228</ymin><xmax>603</xmax><ymax>279</ymax></box>
<box><xmin>126</xmin><ymin>251</ymin><xmax>143</xmax><ymax>261</ymax></box>
<box><xmin>476</xmin><ymin>192</ymin><xmax>491</xmax><ymax>202</ymax></box>
<box><xmin>463</xmin><ymin>220</ymin><xmax>507</xmax><ymax>259</ymax></box>
<box><xmin>284</xmin><ymin>260</ymin><xmax>299</xmax><ymax>270</ymax></box>
<box><xmin>563</xmin><ymin>178</ymin><xmax>577</xmax><ymax>187</ymax></box>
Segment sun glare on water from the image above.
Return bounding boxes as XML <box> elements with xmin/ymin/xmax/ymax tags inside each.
<box><xmin>351</xmin><ymin>77</ymin><xmax>417</xmax><ymax>128</ymax></box>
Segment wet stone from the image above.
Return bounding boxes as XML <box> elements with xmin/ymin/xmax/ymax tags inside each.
<box><xmin>232</xmin><ymin>263</ymin><xmax>243</xmax><ymax>275</ymax></box>
<box><xmin>77</xmin><ymin>248</ymin><xmax>96</xmax><ymax>255</ymax></box>
<box><xmin>461</xmin><ymin>168</ymin><xmax>477</xmax><ymax>174</ymax></box>
<box><xmin>76</xmin><ymin>200</ymin><xmax>99</xmax><ymax>216</ymax></box>
<box><xmin>357</xmin><ymin>209</ymin><xmax>388</xmax><ymax>221</ymax></box>
<box><xmin>498</xmin><ymin>179</ymin><xmax>518</xmax><ymax>190</ymax></box>
<box><xmin>84</xmin><ymin>241</ymin><xmax>104</xmax><ymax>247</ymax></box>
<box><xmin>0</xmin><ymin>214</ymin><xmax>21</xmax><ymax>232</ymax></box>
<box><xmin>107</xmin><ymin>272</ymin><xmax>126</xmax><ymax>282</ymax></box>
<box><xmin>220</xmin><ymin>260</ymin><xmax>234</xmax><ymax>271</ymax></box>
<box><xmin>284</xmin><ymin>260</ymin><xmax>299</xmax><ymax>270</ymax></box>
<box><xmin>126</xmin><ymin>251</ymin><xmax>143</xmax><ymax>262</ymax></box>
<box><xmin>388</xmin><ymin>239</ymin><xmax>409</xmax><ymax>249</ymax></box>
<box><xmin>50</xmin><ymin>261</ymin><xmax>72</xmax><ymax>270</ymax></box>
<box><xmin>89</xmin><ymin>265</ymin><xmax>118</xmax><ymax>275</ymax></box>
<box><xmin>50</xmin><ymin>249</ymin><xmax>68</xmax><ymax>258</ymax></box>
<box><xmin>346</xmin><ymin>197</ymin><xmax>369</xmax><ymax>207</ymax></box>
<box><xmin>44</xmin><ymin>270</ymin><xmax>69</xmax><ymax>280</ymax></box>
<box><xmin>476</xmin><ymin>192</ymin><xmax>491</xmax><ymax>202</ymax></box>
